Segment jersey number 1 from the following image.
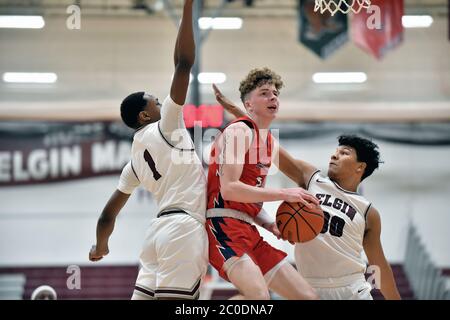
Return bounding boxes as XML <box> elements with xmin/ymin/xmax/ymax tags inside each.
<box><xmin>144</xmin><ymin>150</ymin><xmax>162</xmax><ymax>181</ymax></box>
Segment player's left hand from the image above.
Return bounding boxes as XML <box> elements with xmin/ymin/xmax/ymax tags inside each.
<box><xmin>265</xmin><ymin>222</ymin><xmax>296</xmax><ymax>245</ymax></box>
<box><xmin>264</xmin><ymin>222</ymin><xmax>282</xmax><ymax>239</ymax></box>
<box><xmin>89</xmin><ymin>244</ymin><xmax>109</xmax><ymax>262</ymax></box>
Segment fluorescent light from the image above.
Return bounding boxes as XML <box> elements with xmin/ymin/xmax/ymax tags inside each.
<box><xmin>313</xmin><ymin>72</ymin><xmax>367</xmax><ymax>84</ymax></box>
<box><xmin>0</xmin><ymin>15</ymin><xmax>45</xmax><ymax>29</ymax></box>
<box><xmin>198</xmin><ymin>17</ymin><xmax>243</xmax><ymax>30</ymax></box>
<box><xmin>402</xmin><ymin>15</ymin><xmax>433</xmax><ymax>28</ymax></box>
<box><xmin>3</xmin><ymin>72</ymin><xmax>57</xmax><ymax>84</ymax></box>
<box><xmin>198</xmin><ymin>73</ymin><xmax>227</xmax><ymax>84</ymax></box>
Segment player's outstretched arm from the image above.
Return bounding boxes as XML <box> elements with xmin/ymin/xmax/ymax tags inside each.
<box><xmin>275</xmin><ymin>144</ymin><xmax>317</xmax><ymax>189</ymax></box>
<box><xmin>212</xmin><ymin>84</ymin><xmax>246</xmax><ymax>118</ymax></box>
<box><xmin>89</xmin><ymin>162</ymin><xmax>138</xmax><ymax>262</ymax></box>
<box><xmin>170</xmin><ymin>0</ymin><xmax>195</xmax><ymax>105</ymax></box>
<box><xmin>89</xmin><ymin>190</ymin><xmax>130</xmax><ymax>262</ymax></box>
<box><xmin>363</xmin><ymin>207</ymin><xmax>401</xmax><ymax>300</ymax></box>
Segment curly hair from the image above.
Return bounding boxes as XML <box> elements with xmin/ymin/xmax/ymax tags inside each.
<box><xmin>338</xmin><ymin>135</ymin><xmax>381</xmax><ymax>181</ymax></box>
<box><xmin>239</xmin><ymin>68</ymin><xmax>284</xmax><ymax>103</ymax></box>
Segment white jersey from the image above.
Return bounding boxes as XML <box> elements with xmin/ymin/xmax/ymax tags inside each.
<box><xmin>117</xmin><ymin>96</ymin><xmax>206</xmax><ymax>224</ymax></box>
<box><xmin>295</xmin><ymin>170</ymin><xmax>371</xmax><ymax>279</ymax></box>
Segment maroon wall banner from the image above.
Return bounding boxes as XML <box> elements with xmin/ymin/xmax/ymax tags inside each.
<box><xmin>0</xmin><ymin>104</ymin><xmax>224</xmax><ymax>186</ymax></box>
<box><xmin>351</xmin><ymin>0</ymin><xmax>404</xmax><ymax>59</ymax></box>
<box><xmin>0</xmin><ymin>121</ymin><xmax>134</xmax><ymax>186</ymax></box>
<box><xmin>299</xmin><ymin>0</ymin><xmax>349</xmax><ymax>59</ymax></box>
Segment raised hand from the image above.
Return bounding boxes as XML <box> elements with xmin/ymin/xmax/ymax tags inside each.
<box><xmin>89</xmin><ymin>244</ymin><xmax>109</xmax><ymax>262</ymax></box>
<box><xmin>213</xmin><ymin>84</ymin><xmax>246</xmax><ymax>118</ymax></box>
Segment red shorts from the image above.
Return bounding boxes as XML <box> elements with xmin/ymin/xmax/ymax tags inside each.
<box><xmin>205</xmin><ymin>217</ymin><xmax>287</xmax><ymax>281</ymax></box>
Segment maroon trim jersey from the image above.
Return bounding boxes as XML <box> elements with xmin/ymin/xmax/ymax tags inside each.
<box><xmin>206</xmin><ymin>116</ymin><xmax>273</xmax><ymax>219</ymax></box>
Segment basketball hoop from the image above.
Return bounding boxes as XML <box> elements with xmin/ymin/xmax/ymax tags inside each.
<box><xmin>314</xmin><ymin>0</ymin><xmax>371</xmax><ymax>16</ymax></box>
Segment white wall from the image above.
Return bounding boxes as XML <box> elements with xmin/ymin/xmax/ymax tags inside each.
<box><xmin>0</xmin><ymin>175</ymin><xmax>157</xmax><ymax>266</ymax></box>
<box><xmin>1</xmin><ymin>137</ymin><xmax>450</xmax><ymax>267</ymax></box>
<box><xmin>1</xmin><ymin>16</ymin><xmax>449</xmax><ymax>115</ymax></box>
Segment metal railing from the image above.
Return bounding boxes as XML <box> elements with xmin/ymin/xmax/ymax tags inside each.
<box><xmin>404</xmin><ymin>224</ymin><xmax>450</xmax><ymax>300</ymax></box>
<box><xmin>0</xmin><ymin>274</ymin><xmax>26</xmax><ymax>300</ymax></box>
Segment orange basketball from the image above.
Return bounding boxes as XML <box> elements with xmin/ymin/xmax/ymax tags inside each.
<box><xmin>276</xmin><ymin>201</ymin><xmax>324</xmax><ymax>243</ymax></box>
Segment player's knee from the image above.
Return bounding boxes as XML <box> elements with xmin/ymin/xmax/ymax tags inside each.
<box><xmin>290</xmin><ymin>287</ymin><xmax>319</xmax><ymax>300</ymax></box>
<box><xmin>244</xmin><ymin>286</ymin><xmax>270</xmax><ymax>300</ymax></box>
<box><xmin>249</xmin><ymin>289</ymin><xmax>270</xmax><ymax>300</ymax></box>
<box><xmin>303</xmin><ymin>288</ymin><xmax>320</xmax><ymax>300</ymax></box>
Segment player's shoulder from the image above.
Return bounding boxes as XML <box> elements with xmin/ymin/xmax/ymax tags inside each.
<box><xmin>224</xmin><ymin>121</ymin><xmax>253</xmax><ymax>135</ymax></box>
<box><xmin>311</xmin><ymin>170</ymin><xmax>328</xmax><ymax>183</ymax></box>
<box><xmin>306</xmin><ymin>170</ymin><xmax>326</xmax><ymax>189</ymax></box>
<box><xmin>365</xmin><ymin>204</ymin><xmax>381</xmax><ymax>230</ymax></box>
<box><xmin>140</xmin><ymin>121</ymin><xmax>159</xmax><ymax>133</ymax></box>
<box><xmin>163</xmin><ymin>94</ymin><xmax>183</xmax><ymax>108</ymax></box>
<box><xmin>366</xmin><ymin>204</ymin><xmax>379</xmax><ymax>218</ymax></box>
<box><xmin>132</xmin><ymin>122</ymin><xmax>159</xmax><ymax>142</ymax></box>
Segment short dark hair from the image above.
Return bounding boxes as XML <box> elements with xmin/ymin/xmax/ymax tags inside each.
<box><xmin>338</xmin><ymin>134</ymin><xmax>381</xmax><ymax>181</ymax></box>
<box><xmin>239</xmin><ymin>68</ymin><xmax>284</xmax><ymax>103</ymax></box>
<box><xmin>120</xmin><ymin>92</ymin><xmax>147</xmax><ymax>129</ymax></box>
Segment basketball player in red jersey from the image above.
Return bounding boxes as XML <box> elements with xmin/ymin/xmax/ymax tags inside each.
<box><xmin>213</xmin><ymin>85</ymin><xmax>401</xmax><ymax>300</ymax></box>
<box><xmin>206</xmin><ymin>68</ymin><xmax>319</xmax><ymax>300</ymax></box>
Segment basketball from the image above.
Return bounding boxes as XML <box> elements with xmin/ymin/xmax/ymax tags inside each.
<box><xmin>276</xmin><ymin>201</ymin><xmax>324</xmax><ymax>243</ymax></box>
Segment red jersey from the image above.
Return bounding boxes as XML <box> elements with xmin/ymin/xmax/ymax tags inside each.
<box><xmin>207</xmin><ymin>116</ymin><xmax>273</xmax><ymax>219</ymax></box>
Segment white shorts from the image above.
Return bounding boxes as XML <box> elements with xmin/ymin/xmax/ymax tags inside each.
<box><xmin>305</xmin><ymin>273</ymin><xmax>373</xmax><ymax>300</ymax></box>
<box><xmin>133</xmin><ymin>213</ymin><xmax>208</xmax><ymax>300</ymax></box>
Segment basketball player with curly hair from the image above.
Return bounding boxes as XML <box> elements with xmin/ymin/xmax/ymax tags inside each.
<box><xmin>206</xmin><ymin>68</ymin><xmax>319</xmax><ymax>300</ymax></box>
<box><xmin>213</xmin><ymin>85</ymin><xmax>401</xmax><ymax>300</ymax></box>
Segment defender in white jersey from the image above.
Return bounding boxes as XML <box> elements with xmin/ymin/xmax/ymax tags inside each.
<box><xmin>89</xmin><ymin>0</ymin><xmax>208</xmax><ymax>300</ymax></box>
<box><xmin>279</xmin><ymin>135</ymin><xmax>401</xmax><ymax>300</ymax></box>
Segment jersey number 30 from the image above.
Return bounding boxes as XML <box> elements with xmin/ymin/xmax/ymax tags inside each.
<box><xmin>144</xmin><ymin>150</ymin><xmax>162</xmax><ymax>181</ymax></box>
<box><xmin>321</xmin><ymin>211</ymin><xmax>345</xmax><ymax>237</ymax></box>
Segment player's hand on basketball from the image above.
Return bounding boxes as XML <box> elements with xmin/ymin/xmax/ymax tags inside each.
<box><xmin>265</xmin><ymin>222</ymin><xmax>296</xmax><ymax>245</ymax></box>
<box><xmin>264</xmin><ymin>222</ymin><xmax>282</xmax><ymax>239</ymax></box>
<box><xmin>282</xmin><ymin>188</ymin><xmax>320</xmax><ymax>209</ymax></box>
<box><xmin>89</xmin><ymin>244</ymin><xmax>109</xmax><ymax>262</ymax></box>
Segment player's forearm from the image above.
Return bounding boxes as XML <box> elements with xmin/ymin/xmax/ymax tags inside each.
<box><xmin>254</xmin><ymin>209</ymin><xmax>275</xmax><ymax>228</ymax></box>
<box><xmin>221</xmin><ymin>181</ymin><xmax>284</xmax><ymax>203</ymax></box>
<box><xmin>175</xmin><ymin>0</ymin><xmax>195</xmax><ymax>68</ymax></box>
<box><xmin>226</xmin><ymin>104</ymin><xmax>246</xmax><ymax>119</ymax></box>
<box><xmin>278</xmin><ymin>150</ymin><xmax>302</xmax><ymax>186</ymax></box>
<box><xmin>94</xmin><ymin>190</ymin><xmax>129</xmax><ymax>249</ymax></box>
<box><xmin>277</xmin><ymin>148</ymin><xmax>317</xmax><ymax>189</ymax></box>
<box><xmin>379</xmin><ymin>262</ymin><xmax>401</xmax><ymax>300</ymax></box>
<box><xmin>95</xmin><ymin>212</ymin><xmax>116</xmax><ymax>250</ymax></box>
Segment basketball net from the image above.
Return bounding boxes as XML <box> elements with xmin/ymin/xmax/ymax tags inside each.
<box><xmin>314</xmin><ymin>0</ymin><xmax>371</xmax><ymax>16</ymax></box>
